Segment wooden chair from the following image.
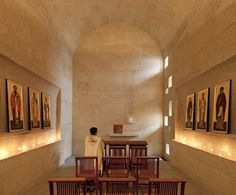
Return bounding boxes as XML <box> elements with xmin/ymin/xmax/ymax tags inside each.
<box><xmin>129</xmin><ymin>145</ymin><xmax>147</xmax><ymax>172</ymax></box>
<box><xmin>109</xmin><ymin>145</ymin><xmax>127</xmax><ymax>156</ymax></box>
<box><xmin>48</xmin><ymin>178</ymin><xmax>86</xmax><ymax>195</ymax></box>
<box><xmin>99</xmin><ymin>177</ymin><xmax>136</xmax><ymax>195</ymax></box>
<box><xmin>136</xmin><ymin>157</ymin><xmax>159</xmax><ymax>194</ymax></box>
<box><xmin>75</xmin><ymin>156</ymin><xmax>98</xmax><ymax>194</ymax></box>
<box><xmin>136</xmin><ymin>157</ymin><xmax>159</xmax><ymax>181</ymax></box>
<box><xmin>107</xmin><ymin>156</ymin><xmax>129</xmax><ymax>177</ymax></box>
<box><xmin>148</xmin><ymin>178</ymin><xmax>187</xmax><ymax>195</ymax></box>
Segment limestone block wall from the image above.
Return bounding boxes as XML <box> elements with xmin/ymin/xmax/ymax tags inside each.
<box><xmin>0</xmin><ymin>1</ymin><xmax>72</xmax><ymax>195</ymax></box>
<box><xmin>0</xmin><ymin>0</ymin><xmax>72</xmax><ymax>161</ymax></box>
<box><xmin>0</xmin><ymin>0</ymin><xmax>73</xmax><ymax>158</ymax></box>
<box><xmin>172</xmin><ymin>141</ymin><xmax>236</xmax><ymax>195</ymax></box>
<box><xmin>163</xmin><ymin>1</ymin><xmax>236</xmax><ymax>194</ymax></box>
<box><xmin>0</xmin><ymin>141</ymin><xmax>63</xmax><ymax>195</ymax></box>
<box><xmin>73</xmin><ymin>23</ymin><xmax>163</xmax><ymax>156</ymax></box>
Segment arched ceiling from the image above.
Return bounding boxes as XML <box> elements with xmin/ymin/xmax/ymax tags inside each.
<box><xmin>16</xmin><ymin>0</ymin><xmax>204</xmax><ymax>55</ymax></box>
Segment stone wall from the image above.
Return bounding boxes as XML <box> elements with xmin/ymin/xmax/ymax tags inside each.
<box><xmin>73</xmin><ymin>23</ymin><xmax>163</xmax><ymax>156</ymax></box>
<box><xmin>0</xmin><ymin>140</ymin><xmax>63</xmax><ymax>195</ymax></box>
<box><xmin>0</xmin><ymin>1</ymin><xmax>72</xmax><ymax>195</ymax></box>
<box><xmin>164</xmin><ymin>1</ymin><xmax>236</xmax><ymax>194</ymax></box>
<box><xmin>172</xmin><ymin>141</ymin><xmax>236</xmax><ymax>194</ymax></box>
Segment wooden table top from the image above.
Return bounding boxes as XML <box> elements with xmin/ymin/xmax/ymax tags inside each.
<box><xmin>148</xmin><ymin>178</ymin><xmax>187</xmax><ymax>183</ymax></box>
<box><xmin>103</xmin><ymin>140</ymin><xmax>148</xmax><ymax>146</ymax></box>
<box><xmin>98</xmin><ymin>177</ymin><xmax>136</xmax><ymax>182</ymax></box>
<box><xmin>48</xmin><ymin>177</ymin><xmax>86</xmax><ymax>182</ymax></box>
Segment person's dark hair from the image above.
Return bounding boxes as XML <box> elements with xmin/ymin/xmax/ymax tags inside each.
<box><xmin>90</xmin><ymin>127</ymin><xmax>97</xmax><ymax>135</ymax></box>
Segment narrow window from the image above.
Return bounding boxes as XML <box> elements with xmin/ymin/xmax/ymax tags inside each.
<box><xmin>164</xmin><ymin>116</ymin><xmax>168</xmax><ymax>127</ymax></box>
<box><xmin>166</xmin><ymin>144</ymin><xmax>170</xmax><ymax>155</ymax></box>
<box><xmin>165</xmin><ymin>88</ymin><xmax>169</xmax><ymax>95</ymax></box>
<box><xmin>168</xmin><ymin>76</ymin><xmax>172</xmax><ymax>88</ymax></box>
<box><xmin>164</xmin><ymin>56</ymin><xmax>169</xmax><ymax>69</ymax></box>
<box><xmin>169</xmin><ymin>100</ymin><xmax>172</xmax><ymax>117</ymax></box>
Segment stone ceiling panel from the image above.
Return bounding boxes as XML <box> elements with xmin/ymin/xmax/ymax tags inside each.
<box><xmin>10</xmin><ymin>0</ymin><xmax>204</xmax><ymax>53</ymax></box>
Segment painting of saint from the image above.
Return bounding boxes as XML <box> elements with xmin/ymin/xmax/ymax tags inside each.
<box><xmin>6</xmin><ymin>80</ymin><xmax>24</xmax><ymax>131</ymax></box>
<box><xmin>196</xmin><ymin>88</ymin><xmax>209</xmax><ymax>131</ymax></box>
<box><xmin>212</xmin><ymin>80</ymin><xmax>231</xmax><ymax>133</ymax></box>
<box><xmin>29</xmin><ymin>88</ymin><xmax>41</xmax><ymax>129</ymax></box>
<box><xmin>185</xmin><ymin>93</ymin><xmax>195</xmax><ymax>129</ymax></box>
<box><xmin>42</xmin><ymin>93</ymin><xmax>51</xmax><ymax>128</ymax></box>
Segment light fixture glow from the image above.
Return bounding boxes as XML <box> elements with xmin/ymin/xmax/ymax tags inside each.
<box><xmin>0</xmin><ymin>149</ymin><xmax>9</xmax><ymax>160</ymax></box>
<box><xmin>0</xmin><ymin>133</ymin><xmax>59</xmax><ymax>161</ymax></box>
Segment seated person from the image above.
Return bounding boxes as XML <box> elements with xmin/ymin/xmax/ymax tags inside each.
<box><xmin>84</xmin><ymin>127</ymin><xmax>103</xmax><ymax>175</ymax></box>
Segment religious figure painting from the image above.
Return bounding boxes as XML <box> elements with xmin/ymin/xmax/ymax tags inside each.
<box><xmin>196</xmin><ymin>88</ymin><xmax>209</xmax><ymax>131</ymax></box>
<box><xmin>42</xmin><ymin>93</ymin><xmax>51</xmax><ymax>128</ymax></box>
<box><xmin>185</xmin><ymin>93</ymin><xmax>195</xmax><ymax>129</ymax></box>
<box><xmin>113</xmin><ymin>124</ymin><xmax>123</xmax><ymax>134</ymax></box>
<box><xmin>28</xmin><ymin>88</ymin><xmax>41</xmax><ymax>130</ymax></box>
<box><xmin>6</xmin><ymin>79</ymin><xmax>24</xmax><ymax>132</ymax></box>
<box><xmin>212</xmin><ymin>80</ymin><xmax>231</xmax><ymax>133</ymax></box>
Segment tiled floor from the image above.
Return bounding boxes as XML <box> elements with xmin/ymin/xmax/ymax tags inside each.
<box><xmin>26</xmin><ymin>157</ymin><xmax>207</xmax><ymax>195</ymax></box>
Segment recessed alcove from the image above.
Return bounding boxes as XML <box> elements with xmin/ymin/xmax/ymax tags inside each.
<box><xmin>176</xmin><ymin>55</ymin><xmax>236</xmax><ymax>136</ymax></box>
<box><xmin>174</xmin><ymin>130</ymin><xmax>236</xmax><ymax>161</ymax></box>
<box><xmin>171</xmin><ymin>55</ymin><xmax>236</xmax><ymax>194</ymax></box>
<box><xmin>0</xmin><ymin>54</ymin><xmax>61</xmax><ymax>160</ymax></box>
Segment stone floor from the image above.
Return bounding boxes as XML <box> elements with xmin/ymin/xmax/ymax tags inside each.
<box><xmin>25</xmin><ymin>157</ymin><xmax>207</xmax><ymax>195</ymax></box>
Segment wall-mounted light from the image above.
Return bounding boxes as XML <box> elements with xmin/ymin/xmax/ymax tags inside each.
<box><xmin>0</xmin><ymin>135</ymin><xmax>59</xmax><ymax>161</ymax></box>
<box><xmin>0</xmin><ymin>149</ymin><xmax>9</xmax><ymax>160</ymax></box>
<box><xmin>127</xmin><ymin>117</ymin><xmax>134</xmax><ymax>124</ymax></box>
<box><xmin>175</xmin><ymin>135</ymin><xmax>234</xmax><ymax>161</ymax></box>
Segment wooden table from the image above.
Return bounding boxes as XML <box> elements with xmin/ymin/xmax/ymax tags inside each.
<box><xmin>103</xmin><ymin>140</ymin><xmax>148</xmax><ymax>147</ymax></box>
<box><xmin>103</xmin><ymin>140</ymin><xmax>148</xmax><ymax>168</ymax></box>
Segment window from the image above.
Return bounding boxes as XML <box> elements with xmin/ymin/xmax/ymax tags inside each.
<box><xmin>164</xmin><ymin>56</ymin><xmax>169</xmax><ymax>69</ymax></box>
<box><xmin>168</xmin><ymin>76</ymin><xmax>172</xmax><ymax>88</ymax></box>
<box><xmin>164</xmin><ymin>116</ymin><xmax>168</xmax><ymax>127</ymax></box>
<box><xmin>166</xmin><ymin>144</ymin><xmax>170</xmax><ymax>155</ymax></box>
<box><xmin>169</xmin><ymin>100</ymin><xmax>172</xmax><ymax>117</ymax></box>
<box><xmin>165</xmin><ymin>88</ymin><xmax>169</xmax><ymax>95</ymax></box>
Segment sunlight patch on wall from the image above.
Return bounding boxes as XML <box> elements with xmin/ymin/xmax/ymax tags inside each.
<box><xmin>138</xmin><ymin>57</ymin><xmax>162</xmax><ymax>79</ymax></box>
